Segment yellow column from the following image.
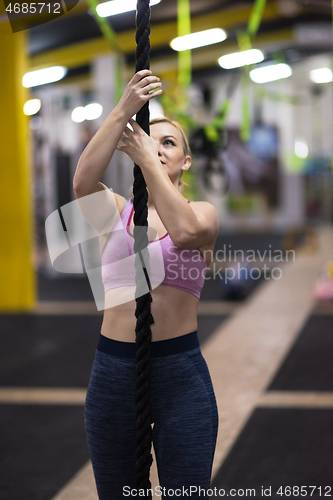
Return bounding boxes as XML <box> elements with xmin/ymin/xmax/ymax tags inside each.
<box><xmin>0</xmin><ymin>21</ymin><xmax>36</xmax><ymax>310</ymax></box>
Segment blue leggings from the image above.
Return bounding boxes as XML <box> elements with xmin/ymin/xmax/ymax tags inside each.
<box><xmin>84</xmin><ymin>331</ymin><xmax>219</xmax><ymax>499</ymax></box>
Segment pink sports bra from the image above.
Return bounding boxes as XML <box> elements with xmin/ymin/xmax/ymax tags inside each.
<box><xmin>101</xmin><ymin>198</ymin><xmax>208</xmax><ymax>299</ymax></box>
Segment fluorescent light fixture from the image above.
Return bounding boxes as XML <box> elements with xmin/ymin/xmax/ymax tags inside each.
<box><xmin>96</xmin><ymin>0</ymin><xmax>160</xmax><ymax>17</ymax></box>
<box><xmin>71</xmin><ymin>107</ymin><xmax>86</xmax><ymax>123</ymax></box>
<box><xmin>250</xmin><ymin>63</ymin><xmax>292</xmax><ymax>83</ymax></box>
<box><xmin>22</xmin><ymin>66</ymin><xmax>67</xmax><ymax>88</ymax></box>
<box><xmin>310</xmin><ymin>68</ymin><xmax>332</xmax><ymax>84</ymax></box>
<box><xmin>85</xmin><ymin>103</ymin><xmax>103</xmax><ymax>120</ymax></box>
<box><xmin>170</xmin><ymin>28</ymin><xmax>227</xmax><ymax>52</ymax></box>
<box><xmin>71</xmin><ymin>103</ymin><xmax>103</xmax><ymax>123</ymax></box>
<box><xmin>23</xmin><ymin>99</ymin><xmax>41</xmax><ymax>116</ymax></box>
<box><xmin>218</xmin><ymin>49</ymin><xmax>264</xmax><ymax>69</ymax></box>
<box><xmin>295</xmin><ymin>139</ymin><xmax>308</xmax><ymax>159</ymax></box>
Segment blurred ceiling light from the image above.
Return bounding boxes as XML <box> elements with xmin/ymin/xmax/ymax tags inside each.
<box><xmin>85</xmin><ymin>103</ymin><xmax>103</xmax><ymax>120</ymax></box>
<box><xmin>23</xmin><ymin>99</ymin><xmax>41</xmax><ymax>116</ymax></box>
<box><xmin>96</xmin><ymin>0</ymin><xmax>160</xmax><ymax>17</ymax></box>
<box><xmin>310</xmin><ymin>68</ymin><xmax>332</xmax><ymax>84</ymax></box>
<box><xmin>295</xmin><ymin>139</ymin><xmax>308</xmax><ymax>159</ymax></box>
<box><xmin>250</xmin><ymin>63</ymin><xmax>292</xmax><ymax>83</ymax></box>
<box><xmin>170</xmin><ymin>28</ymin><xmax>227</xmax><ymax>52</ymax></box>
<box><xmin>148</xmin><ymin>99</ymin><xmax>164</xmax><ymax>120</ymax></box>
<box><xmin>71</xmin><ymin>103</ymin><xmax>103</xmax><ymax>123</ymax></box>
<box><xmin>71</xmin><ymin>106</ymin><xmax>86</xmax><ymax>123</ymax></box>
<box><xmin>218</xmin><ymin>49</ymin><xmax>264</xmax><ymax>69</ymax></box>
<box><xmin>22</xmin><ymin>66</ymin><xmax>67</xmax><ymax>88</ymax></box>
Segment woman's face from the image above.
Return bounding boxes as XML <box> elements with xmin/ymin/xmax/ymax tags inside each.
<box><xmin>150</xmin><ymin>122</ymin><xmax>191</xmax><ymax>186</ymax></box>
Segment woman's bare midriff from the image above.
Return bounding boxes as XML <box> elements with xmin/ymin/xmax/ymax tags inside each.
<box><xmin>101</xmin><ymin>284</ymin><xmax>199</xmax><ymax>342</ymax></box>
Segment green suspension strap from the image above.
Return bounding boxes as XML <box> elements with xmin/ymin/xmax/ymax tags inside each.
<box><xmin>177</xmin><ymin>0</ymin><xmax>192</xmax><ymax>109</ymax></box>
<box><xmin>238</xmin><ymin>31</ymin><xmax>252</xmax><ymax>142</ymax></box>
<box><xmin>238</xmin><ymin>0</ymin><xmax>267</xmax><ymax>142</ymax></box>
<box><xmin>176</xmin><ymin>0</ymin><xmax>199</xmax><ymax>200</ymax></box>
<box><xmin>247</xmin><ymin>0</ymin><xmax>268</xmax><ymax>39</ymax></box>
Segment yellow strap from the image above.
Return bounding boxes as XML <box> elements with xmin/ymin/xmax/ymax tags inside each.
<box><xmin>177</xmin><ymin>0</ymin><xmax>192</xmax><ymax>108</ymax></box>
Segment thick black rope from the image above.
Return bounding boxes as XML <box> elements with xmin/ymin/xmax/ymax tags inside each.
<box><xmin>133</xmin><ymin>0</ymin><xmax>154</xmax><ymax>494</ymax></box>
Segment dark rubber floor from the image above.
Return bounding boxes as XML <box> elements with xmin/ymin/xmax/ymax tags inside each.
<box><xmin>211</xmin><ymin>407</ymin><xmax>333</xmax><ymax>499</ymax></box>
<box><xmin>38</xmin><ymin>272</ymin><xmax>94</xmax><ymax>301</ymax></box>
<box><xmin>266</xmin><ymin>315</ymin><xmax>333</xmax><ymax>391</ymax></box>
<box><xmin>0</xmin><ymin>405</ymin><xmax>89</xmax><ymax>500</ymax></box>
<box><xmin>0</xmin><ymin>315</ymin><xmax>102</xmax><ymax>387</ymax></box>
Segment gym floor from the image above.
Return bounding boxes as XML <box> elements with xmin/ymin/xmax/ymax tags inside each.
<box><xmin>1</xmin><ymin>227</ymin><xmax>333</xmax><ymax>500</ymax></box>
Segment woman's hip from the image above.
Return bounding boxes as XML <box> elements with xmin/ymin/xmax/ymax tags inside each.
<box><xmin>85</xmin><ymin>331</ymin><xmax>217</xmax><ymax>422</ymax></box>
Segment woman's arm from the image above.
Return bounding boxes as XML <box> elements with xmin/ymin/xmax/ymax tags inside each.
<box><xmin>116</xmin><ymin>119</ymin><xmax>219</xmax><ymax>249</ymax></box>
<box><xmin>141</xmin><ymin>159</ymin><xmax>219</xmax><ymax>250</ymax></box>
<box><xmin>73</xmin><ymin>70</ymin><xmax>162</xmax><ymax>197</ymax></box>
<box><xmin>72</xmin><ymin>70</ymin><xmax>162</xmax><ymax>233</ymax></box>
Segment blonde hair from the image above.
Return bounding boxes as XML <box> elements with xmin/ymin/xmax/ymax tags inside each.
<box><xmin>149</xmin><ymin>117</ymin><xmax>191</xmax><ymax>193</ymax></box>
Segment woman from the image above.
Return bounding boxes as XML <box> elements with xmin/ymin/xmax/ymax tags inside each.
<box><xmin>73</xmin><ymin>70</ymin><xmax>219</xmax><ymax>499</ymax></box>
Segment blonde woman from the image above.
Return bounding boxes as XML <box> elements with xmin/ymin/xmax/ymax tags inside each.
<box><xmin>73</xmin><ymin>70</ymin><xmax>219</xmax><ymax>499</ymax></box>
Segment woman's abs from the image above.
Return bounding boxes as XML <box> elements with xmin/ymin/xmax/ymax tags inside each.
<box><xmin>101</xmin><ymin>285</ymin><xmax>199</xmax><ymax>342</ymax></box>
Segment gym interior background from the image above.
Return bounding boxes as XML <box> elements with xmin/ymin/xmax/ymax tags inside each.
<box><xmin>1</xmin><ymin>0</ymin><xmax>333</xmax><ymax>498</ymax></box>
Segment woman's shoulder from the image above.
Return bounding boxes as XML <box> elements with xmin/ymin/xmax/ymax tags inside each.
<box><xmin>188</xmin><ymin>200</ymin><xmax>219</xmax><ymax>239</ymax></box>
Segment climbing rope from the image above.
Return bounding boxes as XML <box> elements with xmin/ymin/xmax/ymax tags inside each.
<box><xmin>133</xmin><ymin>0</ymin><xmax>154</xmax><ymax>493</ymax></box>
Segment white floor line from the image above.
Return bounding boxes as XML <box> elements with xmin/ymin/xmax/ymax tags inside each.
<box><xmin>3</xmin><ymin>388</ymin><xmax>333</xmax><ymax>409</ymax></box>
<box><xmin>256</xmin><ymin>391</ymin><xmax>333</xmax><ymax>407</ymax></box>
<box><xmin>0</xmin><ymin>387</ymin><xmax>86</xmax><ymax>405</ymax></box>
